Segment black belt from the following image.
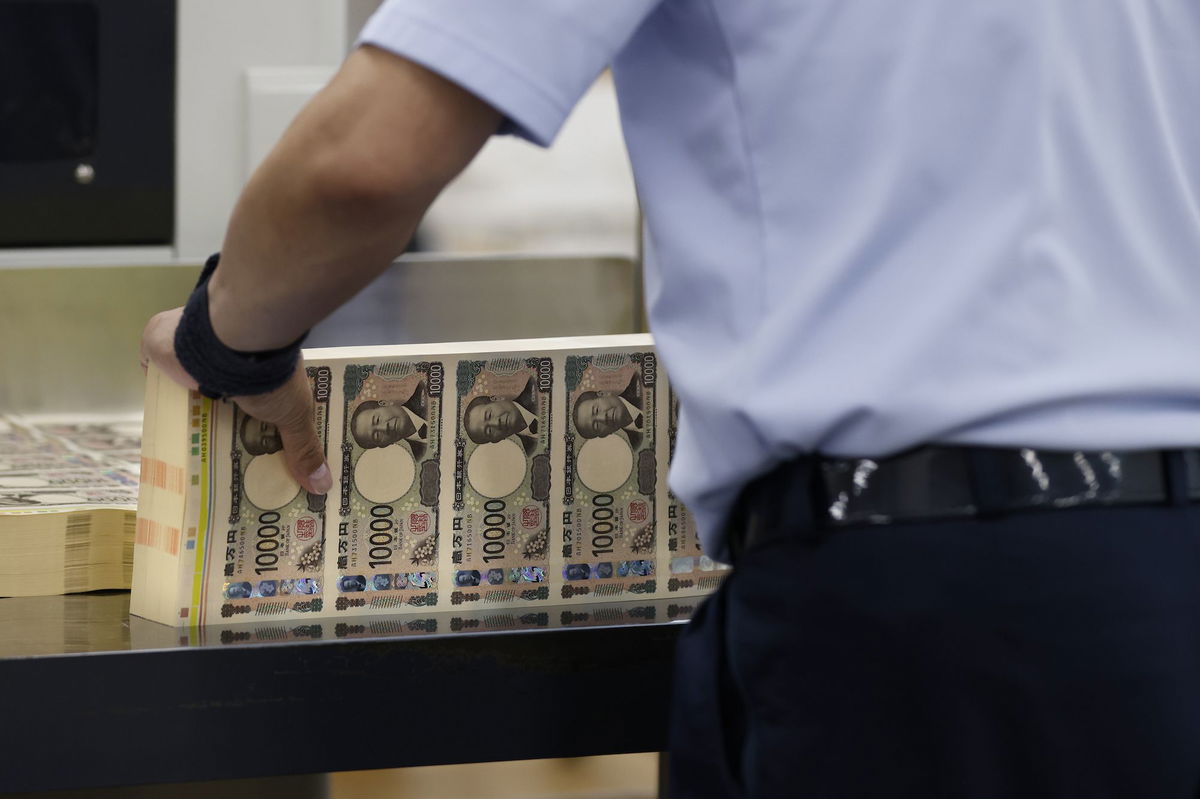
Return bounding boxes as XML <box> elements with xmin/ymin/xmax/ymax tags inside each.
<box><xmin>729</xmin><ymin>446</ymin><xmax>1200</xmax><ymax>560</ymax></box>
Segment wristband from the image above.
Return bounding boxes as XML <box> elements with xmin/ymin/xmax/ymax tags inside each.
<box><xmin>174</xmin><ymin>253</ymin><xmax>307</xmax><ymax>399</ymax></box>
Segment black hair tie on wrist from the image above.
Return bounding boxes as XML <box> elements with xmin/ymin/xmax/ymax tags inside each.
<box><xmin>174</xmin><ymin>253</ymin><xmax>307</xmax><ymax>399</ymax></box>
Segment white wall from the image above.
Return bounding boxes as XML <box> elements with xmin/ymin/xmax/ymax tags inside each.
<box><xmin>422</xmin><ymin>73</ymin><xmax>638</xmax><ymax>258</ymax></box>
<box><xmin>178</xmin><ymin>0</ymin><xmax>638</xmax><ymax>262</ymax></box>
<box><xmin>175</xmin><ymin>0</ymin><xmax>347</xmax><ymax>261</ymax></box>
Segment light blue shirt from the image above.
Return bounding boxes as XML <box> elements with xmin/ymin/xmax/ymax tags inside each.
<box><xmin>361</xmin><ymin>0</ymin><xmax>1200</xmax><ymax>560</ymax></box>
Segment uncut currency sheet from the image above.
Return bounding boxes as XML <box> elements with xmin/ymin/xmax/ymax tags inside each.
<box><xmin>138</xmin><ymin>335</ymin><xmax>729</xmax><ymax>627</ymax></box>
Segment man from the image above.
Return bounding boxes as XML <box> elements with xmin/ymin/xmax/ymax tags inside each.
<box><xmin>349</xmin><ymin>395</ymin><xmax>428</xmax><ymax>460</ymax></box>
<box><xmin>240</xmin><ymin>415</ymin><xmax>283</xmax><ymax>456</ymax></box>
<box><xmin>572</xmin><ymin>378</ymin><xmax>644</xmax><ymax>450</ymax></box>
<box><xmin>142</xmin><ymin>1</ymin><xmax>1200</xmax><ymax>796</ymax></box>
<box><xmin>462</xmin><ymin>375</ymin><xmax>540</xmax><ymax>456</ymax></box>
<box><xmin>454</xmin><ymin>569</ymin><xmax>480</xmax><ymax>588</ymax></box>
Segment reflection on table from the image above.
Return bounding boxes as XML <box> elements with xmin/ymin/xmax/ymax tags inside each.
<box><xmin>0</xmin><ymin>590</ymin><xmax>703</xmax><ymax>658</ymax></box>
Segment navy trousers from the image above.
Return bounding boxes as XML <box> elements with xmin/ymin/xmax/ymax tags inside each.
<box><xmin>668</xmin><ymin>503</ymin><xmax>1200</xmax><ymax>797</ymax></box>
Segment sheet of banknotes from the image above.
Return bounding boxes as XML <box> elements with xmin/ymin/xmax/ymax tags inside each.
<box><xmin>0</xmin><ymin>413</ymin><xmax>142</xmax><ymax>597</ymax></box>
<box><xmin>132</xmin><ymin>334</ymin><xmax>729</xmax><ymax>627</ymax></box>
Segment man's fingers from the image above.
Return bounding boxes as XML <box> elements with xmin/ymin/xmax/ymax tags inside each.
<box><xmin>241</xmin><ymin>366</ymin><xmax>332</xmax><ymax>495</ymax></box>
<box><xmin>144</xmin><ymin>308</ymin><xmax>330</xmax><ymax>494</ymax></box>
<box><xmin>278</xmin><ymin>420</ymin><xmax>332</xmax><ymax>495</ymax></box>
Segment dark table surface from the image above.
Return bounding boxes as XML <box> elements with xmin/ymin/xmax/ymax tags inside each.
<box><xmin>0</xmin><ymin>591</ymin><xmax>703</xmax><ymax>794</ymax></box>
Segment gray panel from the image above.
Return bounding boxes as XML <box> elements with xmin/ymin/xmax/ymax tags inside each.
<box><xmin>0</xmin><ymin>254</ymin><xmax>642</xmax><ymax>414</ymax></box>
<box><xmin>0</xmin><ymin>263</ymin><xmax>197</xmax><ymax>415</ymax></box>
<box><xmin>307</xmin><ymin>254</ymin><xmax>642</xmax><ymax>347</ymax></box>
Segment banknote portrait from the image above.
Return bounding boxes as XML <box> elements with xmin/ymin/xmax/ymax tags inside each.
<box><xmin>224</xmin><ymin>581</ymin><xmax>252</xmax><ymax>599</ymax></box>
<box><xmin>570</xmin><ymin>373</ymin><xmax>645</xmax><ymax>452</ymax></box>
<box><xmin>462</xmin><ymin>373</ymin><xmax>541</xmax><ymax>456</ymax></box>
<box><xmin>344</xmin><ymin>365</ymin><xmax>437</xmax><ymax>506</ymax></box>
<box><xmin>348</xmin><ymin>374</ymin><xmax>430</xmax><ymax>461</ymax></box>
<box><xmin>239</xmin><ymin>415</ymin><xmax>283</xmax><ymax>456</ymax></box>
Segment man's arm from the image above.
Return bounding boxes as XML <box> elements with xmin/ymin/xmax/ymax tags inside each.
<box><xmin>142</xmin><ymin>46</ymin><xmax>501</xmax><ymax>493</ymax></box>
<box><xmin>211</xmin><ymin>44</ymin><xmax>501</xmax><ymax>350</ymax></box>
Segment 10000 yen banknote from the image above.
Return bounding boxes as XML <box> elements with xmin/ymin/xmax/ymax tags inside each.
<box><xmin>561</xmin><ymin>351</ymin><xmax>658</xmax><ymax>600</ymax></box>
<box><xmin>217</xmin><ymin>366</ymin><xmax>331</xmax><ymax>620</ymax></box>
<box><xmin>665</xmin><ymin>386</ymin><xmax>728</xmax><ymax>592</ymax></box>
<box><xmin>32</xmin><ymin>421</ymin><xmax>142</xmax><ymax>453</ymax></box>
<box><xmin>450</xmin><ymin>356</ymin><xmax>553</xmax><ymax>605</ymax></box>
<box><xmin>0</xmin><ymin>418</ymin><xmax>40</xmax><ymax>452</ymax></box>
<box><xmin>0</xmin><ymin>469</ymin><xmax>137</xmax><ymax>490</ymax></box>
<box><xmin>0</xmin><ymin>428</ymin><xmax>72</xmax><ymax>456</ymax></box>
<box><xmin>0</xmin><ymin>485</ymin><xmax>138</xmax><ymax>510</ymax></box>
<box><xmin>335</xmin><ymin>361</ymin><xmax>443</xmax><ymax>613</ymax></box>
<box><xmin>0</xmin><ymin>453</ymin><xmax>109</xmax><ymax>474</ymax></box>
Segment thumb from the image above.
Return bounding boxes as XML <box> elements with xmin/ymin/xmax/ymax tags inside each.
<box><xmin>277</xmin><ymin>413</ymin><xmax>332</xmax><ymax>496</ymax></box>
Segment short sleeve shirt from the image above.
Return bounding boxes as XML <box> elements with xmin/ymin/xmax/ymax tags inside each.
<box><xmin>361</xmin><ymin>0</ymin><xmax>1200</xmax><ymax>560</ymax></box>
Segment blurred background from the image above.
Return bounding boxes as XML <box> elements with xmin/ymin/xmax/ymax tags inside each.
<box><xmin>0</xmin><ymin>0</ymin><xmax>639</xmax><ymax>264</ymax></box>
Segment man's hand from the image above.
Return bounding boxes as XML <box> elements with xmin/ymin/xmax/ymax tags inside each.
<box><xmin>140</xmin><ymin>307</ymin><xmax>333</xmax><ymax>495</ymax></box>
<box><xmin>137</xmin><ymin>47</ymin><xmax>499</xmax><ymax>499</ymax></box>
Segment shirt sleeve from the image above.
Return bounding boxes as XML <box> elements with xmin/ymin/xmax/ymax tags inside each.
<box><xmin>356</xmin><ymin>0</ymin><xmax>663</xmax><ymax>147</ymax></box>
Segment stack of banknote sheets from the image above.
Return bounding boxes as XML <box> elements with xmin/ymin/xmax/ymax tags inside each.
<box><xmin>133</xmin><ymin>334</ymin><xmax>728</xmax><ymax>627</ymax></box>
<box><xmin>0</xmin><ymin>414</ymin><xmax>141</xmax><ymax>597</ymax></box>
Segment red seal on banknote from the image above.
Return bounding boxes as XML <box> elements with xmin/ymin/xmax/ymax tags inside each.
<box><xmin>521</xmin><ymin>506</ymin><xmax>541</xmax><ymax>529</ymax></box>
<box><xmin>295</xmin><ymin>517</ymin><xmax>316</xmax><ymax>542</ymax></box>
<box><xmin>629</xmin><ymin>501</ymin><xmax>648</xmax><ymax>524</ymax></box>
<box><xmin>409</xmin><ymin>511</ymin><xmax>429</xmax><ymax>534</ymax></box>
